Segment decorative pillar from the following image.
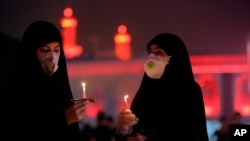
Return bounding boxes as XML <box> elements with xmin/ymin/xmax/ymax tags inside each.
<box><xmin>114</xmin><ymin>24</ymin><xmax>132</xmax><ymax>61</ymax></box>
<box><xmin>60</xmin><ymin>7</ymin><xmax>83</xmax><ymax>59</ymax></box>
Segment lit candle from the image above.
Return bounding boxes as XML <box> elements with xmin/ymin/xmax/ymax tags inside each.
<box><xmin>82</xmin><ymin>82</ymin><xmax>86</xmax><ymax>98</ymax></box>
<box><xmin>123</xmin><ymin>94</ymin><xmax>129</xmax><ymax>108</ymax></box>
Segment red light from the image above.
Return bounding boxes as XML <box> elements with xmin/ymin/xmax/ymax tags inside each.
<box><xmin>86</xmin><ymin>104</ymin><xmax>99</xmax><ymax>118</ymax></box>
<box><xmin>117</xmin><ymin>25</ymin><xmax>127</xmax><ymax>34</ymax></box>
<box><xmin>234</xmin><ymin>74</ymin><xmax>250</xmax><ymax>116</ymax></box>
<box><xmin>195</xmin><ymin>74</ymin><xmax>221</xmax><ymax>118</ymax></box>
<box><xmin>114</xmin><ymin>34</ymin><xmax>131</xmax><ymax>43</ymax></box>
<box><xmin>63</xmin><ymin>7</ymin><xmax>73</xmax><ymax>17</ymax></box>
<box><xmin>61</xmin><ymin>18</ymin><xmax>77</xmax><ymax>28</ymax></box>
<box><xmin>60</xmin><ymin>7</ymin><xmax>83</xmax><ymax>59</ymax></box>
<box><xmin>64</xmin><ymin>45</ymin><xmax>83</xmax><ymax>59</ymax></box>
<box><xmin>114</xmin><ymin>24</ymin><xmax>131</xmax><ymax>61</ymax></box>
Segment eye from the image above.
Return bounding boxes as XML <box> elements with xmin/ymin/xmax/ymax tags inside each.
<box><xmin>155</xmin><ymin>50</ymin><xmax>164</xmax><ymax>56</ymax></box>
<box><xmin>40</xmin><ymin>47</ymin><xmax>51</xmax><ymax>53</ymax></box>
<box><xmin>52</xmin><ymin>46</ymin><xmax>60</xmax><ymax>52</ymax></box>
<box><xmin>54</xmin><ymin>48</ymin><xmax>60</xmax><ymax>53</ymax></box>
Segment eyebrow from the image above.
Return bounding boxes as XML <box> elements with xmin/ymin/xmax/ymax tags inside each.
<box><xmin>150</xmin><ymin>48</ymin><xmax>163</xmax><ymax>51</ymax></box>
<box><xmin>43</xmin><ymin>45</ymin><xmax>60</xmax><ymax>48</ymax></box>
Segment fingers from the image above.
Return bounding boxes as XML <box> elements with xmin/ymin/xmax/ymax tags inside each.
<box><xmin>118</xmin><ymin>109</ymin><xmax>138</xmax><ymax>127</ymax></box>
<box><xmin>70</xmin><ymin>102</ymin><xmax>88</xmax><ymax>121</ymax></box>
<box><xmin>71</xmin><ymin>98</ymin><xmax>95</xmax><ymax>103</ymax></box>
<box><xmin>68</xmin><ymin>101</ymin><xmax>88</xmax><ymax>117</ymax></box>
<box><xmin>74</xmin><ymin>101</ymin><xmax>88</xmax><ymax>108</ymax></box>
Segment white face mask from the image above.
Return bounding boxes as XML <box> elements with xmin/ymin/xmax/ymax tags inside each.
<box><xmin>143</xmin><ymin>53</ymin><xmax>170</xmax><ymax>79</ymax></box>
<box><xmin>37</xmin><ymin>52</ymin><xmax>59</xmax><ymax>76</ymax></box>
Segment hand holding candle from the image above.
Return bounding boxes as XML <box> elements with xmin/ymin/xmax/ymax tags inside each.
<box><xmin>118</xmin><ymin>94</ymin><xmax>139</xmax><ymax>134</ymax></box>
<box><xmin>71</xmin><ymin>82</ymin><xmax>95</xmax><ymax>103</ymax></box>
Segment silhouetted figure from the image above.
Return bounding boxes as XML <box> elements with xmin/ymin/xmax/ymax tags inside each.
<box><xmin>213</xmin><ymin>116</ymin><xmax>230</xmax><ymax>141</ymax></box>
<box><xmin>80</xmin><ymin>123</ymin><xmax>94</xmax><ymax>141</ymax></box>
<box><xmin>90</xmin><ymin>111</ymin><xmax>116</xmax><ymax>141</ymax></box>
<box><xmin>230</xmin><ymin>111</ymin><xmax>243</xmax><ymax>125</ymax></box>
<box><xmin>0</xmin><ymin>32</ymin><xmax>20</xmax><ymax>89</ymax></box>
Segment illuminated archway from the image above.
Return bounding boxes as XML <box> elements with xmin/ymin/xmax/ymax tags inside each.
<box><xmin>195</xmin><ymin>74</ymin><xmax>221</xmax><ymax>118</ymax></box>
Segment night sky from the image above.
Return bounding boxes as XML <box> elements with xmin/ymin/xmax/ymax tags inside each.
<box><xmin>1</xmin><ymin>0</ymin><xmax>250</xmax><ymax>57</ymax></box>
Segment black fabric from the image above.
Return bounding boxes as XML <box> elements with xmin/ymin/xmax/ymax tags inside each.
<box><xmin>3</xmin><ymin>21</ymin><xmax>81</xmax><ymax>141</ymax></box>
<box><xmin>117</xmin><ymin>33</ymin><xmax>209</xmax><ymax>141</ymax></box>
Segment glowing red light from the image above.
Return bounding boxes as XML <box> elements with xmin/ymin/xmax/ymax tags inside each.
<box><xmin>60</xmin><ymin>7</ymin><xmax>83</xmax><ymax>59</ymax></box>
<box><xmin>234</xmin><ymin>74</ymin><xmax>250</xmax><ymax>116</ymax></box>
<box><xmin>118</xmin><ymin>25</ymin><xmax>127</xmax><ymax>34</ymax></box>
<box><xmin>114</xmin><ymin>24</ymin><xmax>131</xmax><ymax>61</ymax></box>
<box><xmin>195</xmin><ymin>74</ymin><xmax>221</xmax><ymax>118</ymax></box>
<box><xmin>63</xmin><ymin>7</ymin><xmax>73</xmax><ymax>17</ymax></box>
<box><xmin>63</xmin><ymin>45</ymin><xmax>83</xmax><ymax>59</ymax></box>
<box><xmin>86</xmin><ymin>104</ymin><xmax>100</xmax><ymax>118</ymax></box>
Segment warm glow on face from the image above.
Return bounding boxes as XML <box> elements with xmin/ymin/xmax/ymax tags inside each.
<box><xmin>36</xmin><ymin>42</ymin><xmax>61</xmax><ymax>59</ymax></box>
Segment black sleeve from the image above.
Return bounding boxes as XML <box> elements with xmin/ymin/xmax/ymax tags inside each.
<box><xmin>191</xmin><ymin>82</ymin><xmax>209</xmax><ymax>141</ymax></box>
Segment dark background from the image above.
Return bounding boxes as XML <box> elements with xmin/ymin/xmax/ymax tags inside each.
<box><xmin>1</xmin><ymin>0</ymin><xmax>250</xmax><ymax>57</ymax></box>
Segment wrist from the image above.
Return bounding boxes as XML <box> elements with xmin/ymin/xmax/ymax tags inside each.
<box><xmin>117</xmin><ymin>126</ymin><xmax>132</xmax><ymax>135</ymax></box>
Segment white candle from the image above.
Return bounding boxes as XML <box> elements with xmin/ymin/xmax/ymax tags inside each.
<box><xmin>82</xmin><ymin>82</ymin><xmax>86</xmax><ymax>98</ymax></box>
<box><xmin>123</xmin><ymin>94</ymin><xmax>129</xmax><ymax>108</ymax></box>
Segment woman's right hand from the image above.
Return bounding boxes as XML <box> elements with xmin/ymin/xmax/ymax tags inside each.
<box><xmin>65</xmin><ymin>100</ymin><xmax>89</xmax><ymax>124</ymax></box>
<box><xmin>117</xmin><ymin>108</ymin><xmax>138</xmax><ymax>133</ymax></box>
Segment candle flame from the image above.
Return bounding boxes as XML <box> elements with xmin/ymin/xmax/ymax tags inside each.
<box><xmin>124</xmin><ymin>95</ymin><xmax>128</xmax><ymax>102</ymax></box>
<box><xmin>82</xmin><ymin>82</ymin><xmax>86</xmax><ymax>87</ymax></box>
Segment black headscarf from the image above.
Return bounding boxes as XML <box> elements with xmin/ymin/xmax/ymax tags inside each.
<box><xmin>130</xmin><ymin>33</ymin><xmax>209</xmax><ymax>141</ymax></box>
<box><xmin>4</xmin><ymin>21</ymin><xmax>80</xmax><ymax>141</ymax></box>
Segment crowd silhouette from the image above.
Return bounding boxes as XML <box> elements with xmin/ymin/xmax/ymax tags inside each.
<box><xmin>80</xmin><ymin>111</ymin><xmax>116</xmax><ymax>141</ymax></box>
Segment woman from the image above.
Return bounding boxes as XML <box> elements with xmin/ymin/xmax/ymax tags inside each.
<box><xmin>117</xmin><ymin>33</ymin><xmax>209</xmax><ymax>141</ymax></box>
<box><xmin>4</xmin><ymin>21</ymin><xmax>88</xmax><ymax>140</ymax></box>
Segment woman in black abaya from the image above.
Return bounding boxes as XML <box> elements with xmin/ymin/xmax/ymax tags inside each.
<box><xmin>4</xmin><ymin>21</ymin><xmax>88</xmax><ymax>141</ymax></box>
<box><xmin>117</xmin><ymin>33</ymin><xmax>209</xmax><ymax>141</ymax></box>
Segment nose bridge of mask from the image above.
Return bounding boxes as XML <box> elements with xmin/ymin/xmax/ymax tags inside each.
<box><xmin>147</xmin><ymin>53</ymin><xmax>169</xmax><ymax>65</ymax></box>
<box><xmin>39</xmin><ymin>51</ymin><xmax>59</xmax><ymax>76</ymax></box>
<box><xmin>148</xmin><ymin>53</ymin><xmax>161</xmax><ymax>60</ymax></box>
<box><xmin>43</xmin><ymin>52</ymin><xmax>58</xmax><ymax>62</ymax></box>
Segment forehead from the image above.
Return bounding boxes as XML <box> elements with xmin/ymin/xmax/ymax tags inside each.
<box><xmin>149</xmin><ymin>44</ymin><xmax>165</xmax><ymax>52</ymax></box>
<box><xmin>42</xmin><ymin>42</ymin><xmax>60</xmax><ymax>48</ymax></box>
<box><xmin>150</xmin><ymin>44</ymin><xmax>159</xmax><ymax>50</ymax></box>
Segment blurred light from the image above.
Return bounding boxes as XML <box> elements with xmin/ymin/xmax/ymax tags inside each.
<box><xmin>114</xmin><ymin>24</ymin><xmax>131</xmax><ymax>61</ymax></box>
<box><xmin>234</xmin><ymin>74</ymin><xmax>250</xmax><ymax>116</ymax></box>
<box><xmin>60</xmin><ymin>7</ymin><xmax>83</xmax><ymax>59</ymax></box>
<box><xmin>117</xmin><ymin>24</ymin><xmax>127</xmax><ymax>33</ymax></box>
<box><xmin>86</xmin><ymin>104</ymin><xmax>99</xmax><ymax>118</ymax></box>
<box><xmin>61</xmin><ymin>19</ymin><xmax>77</xmax><ymax>28</ymax></box>
<box><xmin>64</xmin><ymin>45</ymin><xmax>83</xmax><ymax>59</ymax></box>
<box><xmin>195</xmin><ymin>74</ymin><xmax>221</xmax><ymax>118</ymax></box>
<box><xmin>63</xmin><ymin>7</ymin><xmax>73</xmax><ymax>17</ymax></box>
